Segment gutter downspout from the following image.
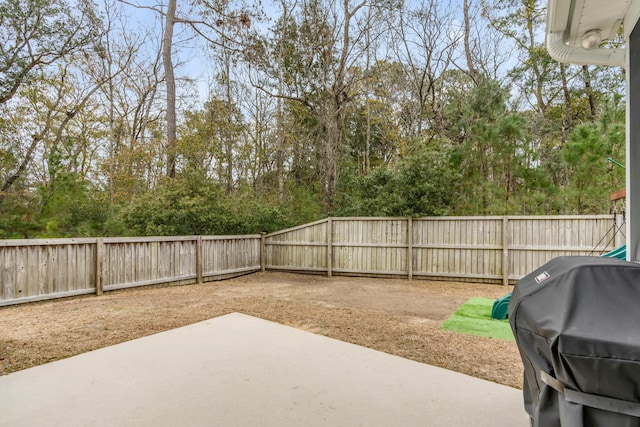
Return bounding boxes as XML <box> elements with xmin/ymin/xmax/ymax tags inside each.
<box><xmin>546</xmin><ymin>30</ymin><xmax>626</xmax><ymax>67</ymax></box>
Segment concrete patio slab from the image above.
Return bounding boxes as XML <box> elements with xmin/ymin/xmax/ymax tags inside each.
<box><xmin>0</xmin><ymin>313</ymin><xmax>528</xmax><ymax>426</ymax></box>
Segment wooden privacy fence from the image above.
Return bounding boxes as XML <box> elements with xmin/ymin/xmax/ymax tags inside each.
<box><xmin>0</xmin><ymin>235</ymin><xmax>261</xmax><ymax>306</ymax></box>
<box><xmin>264</xmin><ymin>215</ymin><xmax>625</xmax><ymax>285</ymax></box>
<box><xmin>0</xmin><ymin>215</ymin><xmax>625</xmax><ymax>306</ymax></box>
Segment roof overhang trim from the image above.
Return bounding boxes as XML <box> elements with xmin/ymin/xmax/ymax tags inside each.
<box><xmin>545</xmin><ymin>0</ymin><xmax>636</xmax><ymax>68</ymax></box>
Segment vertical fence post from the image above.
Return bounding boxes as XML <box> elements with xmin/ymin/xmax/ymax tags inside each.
<box><xmin>196</xmin><ymin>236</ymin><xmax>203</xmax><ymax>284</ymax></box>
<box><xmin>407</xmin><ymin>217</ymin><xmax>413</xmax><ymax>280</ymax></box>
<box><xmin>327</xmin><ymin>218</ymin><xmax>333</xmax><ymax>278</ymax></box>
<box><xmin>95</xmin><ymin>238</ymin><xmax>104</xmax><ymax>296</ymax></box>
<box><xmin>502</xmin><ymin>217</ymin><xmax>510</xmax><ymax>286</ymax></box>
<box><xmin>260</xmin><ymin>232</ymin><xmax>266</xmax><ymax>272</ymax></box>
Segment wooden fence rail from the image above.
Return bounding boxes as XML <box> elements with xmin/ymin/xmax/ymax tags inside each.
<box><xmin>0</xmin><ymin>215</ymin><xmax>625</xmax><ymax>306</ymax></box>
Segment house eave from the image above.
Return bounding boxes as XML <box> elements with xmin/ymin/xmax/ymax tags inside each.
<box><xmin>545</xmin><ymin>0</ymin><xmax>637</xmax><ymax>68</ymax></box>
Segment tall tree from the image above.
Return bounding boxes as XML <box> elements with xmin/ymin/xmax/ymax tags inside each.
<box><xmin>96</xmin><ymin>3</ymin><xmax>165</xmax><ymax>203</ymax></box>
<box><xmin>118</xmin><ymin>0</ymin><xmax>253</xmax><ymax>179</ymax></box>
<box><xmin>463</xmin><ymin>0</ymin><xmax>479</xmax><ymax>83</ymax></box>
<box><xmin>163</xmin><ymin>0</ymin><xmax>177</xmax><ymax>177</ymax></box>
<box><xmin>448</xmin><ymin>79</ymin><xmax>531</xmax><ymax>214</ymax></box>
<box><xmin>388</xmin><ymin>0</ymin><xmax>458</xmax><ymax>141</ymax></box>
<box><xmin>248</xmin><ymin>0</ymin><xmax>379</xmax><ymax>212</ymax></box>
<box><xmin>485</xmin><ymin>0</ymin><xmax>570</xmax><ymax>115</ymax></box>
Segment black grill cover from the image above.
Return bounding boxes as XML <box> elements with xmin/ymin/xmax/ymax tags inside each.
<box><xmin>508</xmin><ymin>256</ymin><xmax>640</xmax><ymax>427</ymax></box>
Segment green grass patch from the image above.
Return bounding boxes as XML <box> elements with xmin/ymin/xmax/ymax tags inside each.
<box><xmin>440</xmin><ymin>297</ymin><xmax>514</xmax><ymax>341</ymax></box>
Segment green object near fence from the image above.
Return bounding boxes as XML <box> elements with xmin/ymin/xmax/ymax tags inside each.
<box><xmin>602</xmin><ymin>244</ymin><xmax>627</xmax><ymax>260</ymax></box>
<box><xmin>441</xmin><ymin>297</ymin><xmax>514</xmax><ymax>341</ymax></box>
<box><xmin>491</xmin><ymin>293</ymin><xmax>512</xmax><ymax>320</ymax></box>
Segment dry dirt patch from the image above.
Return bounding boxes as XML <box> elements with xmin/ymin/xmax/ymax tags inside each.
<box><xmin>0</xmin><ymin>272</ymin><xmax>523</xmax><ymax>388</ymax></box>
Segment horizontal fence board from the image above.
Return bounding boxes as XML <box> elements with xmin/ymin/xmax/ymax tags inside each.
<box><xmin>103</xmin><ymin>236</ymin><xmax>197</xmax><ymax>243</ymax></box>
<box><xmin>203</xmin><ymin>268</ymin><xmax>261</xmax><ymax>282</ymax></box>
<box><xmin>266</xmin><ymin>219</ymin><xmax>328</xmax><ymax>238</ymax></box>
<box><xmin>265</xmin><ymin>265</ymin><xmax>328</xmax><ymax>273</ymax></box>
<box><xmin>0</xmin><ymin>289</ymin><xmax>96</xmax><ymax>307</ymax></box>
<box><xmin>203</xmin><ymin>266</ymin><xmax>261</xmax><ymax>278</ymax></box>
<box><xmin>413</xmin><ymin>272</ymin><xmax>503</xmax><ymax>280</ymax></box>
<box><xmin>0</xmin><ymin>238</ymin><xmax>97</xmax><ymax>247</ymax></box>
<box><xmin>508</xmin><ymin>246</ymin><xmax>609</xmax><ymax>251</ymax></box>
<box><xmin>203</xmin><ymin>235</ymin><xmax>262</xmax><ymax>241</ymax></box>
<box><xmin>104</xmin><ymin>275</ymin><xmax>198</xmax><ymax>292</ymax></box>
<box><xmin>333</xmin><ymin>242</ymin><xmax>408</xmax><ymax>249</ymax></box>
<box><xmin>332</xmin><ymin>268</ymin><xmax>406</xmax><ymax>275</ymax></box>
<box><xmin>265</xmin><ymin>241</ymin><xmax>327</xmax><ymax>247</ymax></box>
<box><xmin>413</xmin><ymin>244</ymin><xmax>504</xmax><ymax>250</ymax></box>
<box><xmin>333</xmin><ymin>216</ymin><xmax>409</xmax><ymax>221</ymax></box>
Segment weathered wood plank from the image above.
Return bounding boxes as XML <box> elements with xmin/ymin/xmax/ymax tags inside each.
<box><xmin>124</xmin><ymin>243</ymin><xmax>133</xmax><ymax>285</ymax></box>
<box><xmin>197</xmin><ymin>236</ymin><xmax>203</xmax><ymax>283</ymax></box>
<box><xmin>95</xmin><ymin>239</ymin><xmax>104</xmax><ymax>295</ymax></box>
<box><xmin>15</xmin><ymin>246</ymin><xmax>27</xmax><ymax>298</ymax></box>
<box><xmin>0</xmin><ymin>238</ymin><xmax>96</xmax><ymax>247</ymax></box>
<box><xmin>266</xmin><ymin>218</ymin><xmax>328</xmax><ymax>239</ymax></box>
<box><xmin>73</xmin><ymin>244</ymin><xmax>86</xmax><ymax>291</ymax></box>
<box><xmin>0</xmin><ymin>289</ymin><xmax>95</xmax><ymax>307</ymax></box>
<box><xmin>103</xmin><ymin>275</ymin><xmax>198</xmax><ymax>292</ymax></box>
<box><xmin>3</xmin><ymin>248</ymin><xmax>16</xmax><ymax>300</ymax></box>
<box><xmin>332</xmin><ymin>242</ymin><xmax>409</xmax><ymax>248</ymax></box>
<box><xmin>28</xmin><ymin>246</ymin><xmax>39</xmax><ymax>296</ymax></box>
<box><xmin>203</xmin><ymin>235</ymin><xmax>261</xmax><ymax>241</ymax></box>
<box><xmin>203</xmin><ymin>266</ymin><xmax>261</xmax><ymax>279</ymax></box>
<box><xmin>150</xmin><ymin>242</ymin><xmax>158</xmax><ymax>280</ymax></box>
<box><xmin>266</xmin><ymin>241</ymin><xmax>327</xmax><ymax>247</ymax></box>
<box><xmin>49</xmin><ymin>246</ymin><xmax>59</xmax><ymax>293</ymax></box>
<box><xmin>103</xmin><ymin>236</ymin><xmax>197</xmax><ymax>244</ymax></box>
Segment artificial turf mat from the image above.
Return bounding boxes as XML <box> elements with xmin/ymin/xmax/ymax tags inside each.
<box><xmin>440</xmin><ymin>297</ymin><xmax>514</xmax><ymax>341</ymax></box>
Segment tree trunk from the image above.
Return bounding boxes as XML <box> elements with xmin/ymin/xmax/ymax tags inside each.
<box><xmin>276</xmin><ymin>13</ymin><xmax>286</xmax><ymax>202</ymax></box>
<box><xmin>364</xmin><ymin>10</ymin><xmax>371</xmax><ymax>175</ymax></box>
<box><xmin>319</xmin><ymin>0</ymin><xmax>366</xmax><ymax>212</ymax></box>
<box><xmin>365</xmin><ymin>98</ymin><xmax>371</xmax><ymax>175</ymax></box>
<box><xmin>276</xmin><ymin>97</ymin><xmax>285</xmax><ymax>202</ymax></box>
<box><xmin>323</xmin><ymin>116</ymin><xmax>340</xmax><ymax>213</ymax></box>
<box><xmin>463</xmin><ymin>0</ymin><xmax>479</xmax><ymax>84</ymax></box>
<box><xmin>163</xmin><ymin>0</ymin><xmax>177</xmax><ymax>178</ymax></box>
<box><xmin>525</xmin><ymin>0</ymin><xmax>546</xmax><ymax>113</ymax></box>
<box><xmin>559</xmin><ymin>63</ymin><xmax>571</xmax><ymax>142</ymax></box>
<box><xmin>582</xmin><ymin>65</ymin><xmax>597</xmax><ymax>119</ymax></box>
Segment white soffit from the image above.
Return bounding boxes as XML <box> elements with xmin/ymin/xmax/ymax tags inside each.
<box><xmin>546</xmin><ymin>0</ymin><xmax>632</xmax><ymax>66</ymax></box>
<box><xmin>567</xmin><ymin>0</ymin><xmax>628</xmax><ymax>45</ymax></box>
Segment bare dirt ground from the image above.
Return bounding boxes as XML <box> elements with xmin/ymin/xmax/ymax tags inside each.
<box><xmin>0</xmin><ymin>272</ymin><xmax>523</xmax><ymax>388</ymax></box>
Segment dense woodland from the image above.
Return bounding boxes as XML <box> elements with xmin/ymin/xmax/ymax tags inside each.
<box><xmin>0</xmin><ymin>0</ymin><xmax>627</xmax><ymax>238</ymax></box>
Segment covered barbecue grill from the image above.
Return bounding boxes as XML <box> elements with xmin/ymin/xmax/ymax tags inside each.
<box><xmin>508</xmin><ymin>256</ymin><xmax>640</xmax><ymax>426</ymax></box>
